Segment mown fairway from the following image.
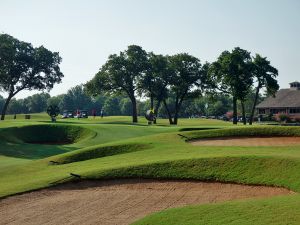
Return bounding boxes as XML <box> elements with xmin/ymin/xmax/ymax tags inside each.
<box><xmin>1</xmin><ymin>114</ymin><xmax>300</xmax><ymax>225</ymax></box>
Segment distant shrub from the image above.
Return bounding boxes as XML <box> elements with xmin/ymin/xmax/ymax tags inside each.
<box><xmin>275</xmin><ymin>113</ymin><xmax>291</xmax><ymax>123</ymax></box>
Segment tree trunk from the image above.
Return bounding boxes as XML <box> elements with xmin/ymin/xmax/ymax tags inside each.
<box><xmin>130</xmin><ymin>96</ymin><xmax>138</xmax><ymax>123</ymax></box>
<box><xmin>173</xmin><ymin>96</ymin><xmax>179</xmax><ymax>125</ymax></box>
<box><xmin>163</xmin><ymin>99</ymin><xmax>173</xmax><ymax>124</ymax></box>
<box><xmin>241</xmin><ymin>100</ymin><xmax>246</xmax><ymax>125</ymax></box>
<box><xmin>233</xmin><ymin>96</ymin><xmax>238</xmax><ymax>125</ymax></box>
<box><xmin>174</xmin><ymin>111</ymin><xmax>178</xmax><ymax>125</ymax></box>
<box><xmin>153</xmin><ymin>99</ymin><xmax>161</xmax><ymax>124</ymax></box>
<box><xmin>1</xmin><ymin>94</ymin><xmax>13</xmax><ymax>121</ymax></box>
<box><xmin>249</xmin><ymin>85</ymin><xmax>260</xmax><ymax>125</ymax></box>
<box><xmin>150</xmin><ymin>94</ymin><xmax>154</xmax><ymax>110</ymax></box>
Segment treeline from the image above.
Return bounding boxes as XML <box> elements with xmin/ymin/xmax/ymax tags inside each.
<box><xmin>0</xmin><ymin>83</ymin><xmax>264</xmax><ymax>119</ymax></box>
<box><xmin>0</xmin><ymin>34</ymin><xmax>277</xmax><ymax>124</ymax></box>
<box><xmin>0</xmin><ymin>85</ymin><xmax>137</xmax><ymax>116</ymax></box>
<box><xmin>0</xmin><ymin>85</ymin><xmax>231</xmax><ymax>117</ymax></box>
<box><xmin>85</xmin><ymin>45</ymin><xmax>278</xmax><ymax>125</ymax></box>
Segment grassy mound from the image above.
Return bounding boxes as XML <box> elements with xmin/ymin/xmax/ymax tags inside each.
<box><xmin>1</xmin><ymin>124</ymin><xmax>94</xmax><ymax>145</ymax></box>
<box><xmin>53</xmin><ymin>143</ymin><xmax>151</xmax><ymax>164</ymax></box>
<box><xmin>132</xmin><ymin>194</ymin><xmax>300</xmax><ymax>225</ymax></box>
<box><xmin>183</xmin><ymin>126</ymin><xmax>300</xmax><ymax>141</ymax></box>
<box><xmin>90</xmin><ymin>156</ymin><xmax>300</xmax><ymax>191</ymax></box>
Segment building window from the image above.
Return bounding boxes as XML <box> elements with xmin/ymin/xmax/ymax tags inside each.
<box><xmin>258</xmin><ymin>109</ymin><xmax>266</xmax><ymax>114</ymax></box>
<box><xmin>290</xmin><ymin>108</ymin><xmax>300</xmax><ymax>114</ymax></box>
<box><xmin>270</xmin><ymin>109</ymin><xmax>286</xmax><ymax>114</ymax></box>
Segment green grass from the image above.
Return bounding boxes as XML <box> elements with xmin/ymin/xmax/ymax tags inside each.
<box><xmin>53</xmin><ymin>143</ymin><xmax>151</xmax><ymax>164</ymax></box>
<box><xmin>1</xmin><ymin>113</ymin><xmax>300</xmax><ymax>224</ymax></box>
<box><xmin>133</xmin><ymin>195</ymin><xmax>300</xmax><ymax>225</ymax></box>
<box><xmin>183</xmin><ymin>126</ymin><xmax>300</xmax><ymax>141</ymax></box>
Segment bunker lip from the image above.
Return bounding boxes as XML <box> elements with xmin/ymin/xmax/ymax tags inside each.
<box><xmin>190</xmin><ymin>136</ymin><xmax>300</xmax><ymax>146</ymax></box>
<box><xmin>2</xmin><ymin>124</ymin><xmax>95</xmax><ymax>145</ymax></box>
<box><xmin>26</xmin><ymin>141</ymin><xmax>73</xmax><ymax>145</ymax></box>
<box><xmin>0</xmin><ymin>179</ymin><xmax>294</xmax><ymax>225</ymax></box>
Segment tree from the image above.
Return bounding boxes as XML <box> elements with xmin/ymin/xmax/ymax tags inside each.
<box><xmin>163</xmin><ymin>53</ymin><xmax>207</xmax><ymax>125</ymax></box>
<box><xmin>209</xmin><ymin>47</ymin><xmax>252</xmax><ymax>124</ymax></box>
<box><xmin>248</xmin><ymin>54</ymin><xmax>279</xmax><ymax>125</ymax></box>
<box><xmin>47</xmin><ymin>105</ymin><xmax>60</xmax><ymax>122</ymax></box>
<box><xmin>0</xmin><ymin>95</ymin><xmax>5</xmax><ymax>112</ymax></box>
<box><xmin>119</xmin><ymin>98</ymin><xmax>132</xmax><ymax>116</ymax></box>
<box><xmin>7</xmin><ymin>98</ymin><xmax>25</xmax><ymax>114</ymax></box>
<box><xmin>85</xmin><ymin>45</ymin><xmax>149</xmax><ymax>123</ymax></box>
<box><xmin>206</xmin><ymin>94</ymin><xmax>231</xmax><ymax>116</ymax></box>
<box><xmin>26</xmin><ymin>93</ymin><xmax>50</xmax><ymax>113</ymax></box>
<box><xmin>60</xmin><ymin>85</ymin><xmax>92</xmax><ymax>111</ymax></box>
<box><xmin>47</xmin><ymin>94</ymin><xmax>65</xmax><ymax>109</ymax></box>
<box><xmin>102</xmin><ymin>96</ymin><xmax>121</xmax><ymax>116</ymax></box>
<box><xmin>138</xmin><ymin>53</ymin><xmax>171</xmax><ymax>123</ymax></box>
<box><xmin>0</xmin><ymin>34</ymin><xmax>63</xmax><ymax>120</ymax></box>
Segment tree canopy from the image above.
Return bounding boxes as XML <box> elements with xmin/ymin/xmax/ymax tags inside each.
<box><xmin>248</xmin><ymin>54</ymin><xmax>279</xmax><ymax>124</ymax></box>
<box><xmin>85</xmin><ymin>45</ymin><xmax>149</xmax><ymax>123</ymax></box>
<box><xmin>163</xmin><ymin>53</ymin><xmax>207</xmax><ymax>124</ymax></box>
<box><xmin>209</xmin><ymin>47</ymin><xmax>253</xmax><ymax>124</ymax></box>
<box><xmin>0</xmin><ymin>33</ymin><xmax>63</xmax><ymax>120</ymax></box>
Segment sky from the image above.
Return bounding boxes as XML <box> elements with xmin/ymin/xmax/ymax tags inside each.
<box><xmin>0</xmin><ymin>0</ymin><xmax>300</xmax><ymax>98</ymax></box>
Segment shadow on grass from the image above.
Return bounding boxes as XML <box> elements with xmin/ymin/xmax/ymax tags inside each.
<box><xmin>38</xmin><ymin>120</ymin><xmax>172</xmax><ymax>127</ymax></box>
<box><xmin>178</xmin><ymin>127</ymin><xmax>219</xmax><ymax>132</ymax></box>
<box><xmin>0</xmin><ymin>141</ymin><xmax>78</xmax><ymax>160</ymax></box>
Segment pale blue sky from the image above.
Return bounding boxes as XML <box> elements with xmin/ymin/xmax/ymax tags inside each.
<box><xmin>0</xmin><ymin>0</ymin><xmax>299</xmax><ymax>98</ymax></box>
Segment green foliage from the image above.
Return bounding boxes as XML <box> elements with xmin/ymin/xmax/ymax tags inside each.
<box><xmin>163</xmin><ymin>54</ymin><xmax>207</xmax><ymax>124</ymax></box>
<box><xmin>275</xmin><ymin>113</ymin><xmax>291</xmax><ymax>123</ymax></box>
<box><xmin>103</xmin><ymin>96</ymin><xmax>121</xmax><ymax>116</ymax></box>
<box><xmin>0</xmin><ymin>33</ymin><xmax>63</xmax><ymax>120</ymax></box>
<box><xmin>209</xmin><ymin>47</ymin><xmax>253</xmax><ymax>124</ymax></box>
<box><xmin>249</xmin><ymin>54</ymin><xmax>279</xmax><ymax>125</ymax></box>
<box><xmin>46</xmin><ymin>105</ymin><xmax>60</xmax><ymax>120</ymax></box>
<box><xmin>138</xmin><ymin>53</ymin><xmax>171</xmax><ymax>110</ymax></box>
<box><xmin>60</xmin><ymin>85</ymin><xmax>92</xmax><ymax>111</ymax></box>
<box><xmin>85</xmin><ymin>45</ymin><xmax>149</xmax><ymax>123</ymax></box>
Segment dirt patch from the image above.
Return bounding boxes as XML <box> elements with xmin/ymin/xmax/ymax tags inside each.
<box><xmin>190</xmin><ymin>136</ymin><xmax>300</xmax><ymax>146</ymax></box>
<box><xmin>0</xmin><ymin>179</ymin><xmax>293</xmax><ymax>225</ymax></box>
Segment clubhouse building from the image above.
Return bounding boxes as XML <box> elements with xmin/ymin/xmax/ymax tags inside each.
<box><xmin>256</xmin><ymin>81</ymin><xmax>300</xmax><ymax>117</ymax></box>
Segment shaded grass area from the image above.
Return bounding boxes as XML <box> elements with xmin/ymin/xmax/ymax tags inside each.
<box><xmin>0</xmin><ymin>124</ymin><xmax>94</xmax><ymax>144</ymax></box>
<box><xmin>0</xmin><ymin>124</ymin><xmax>95</xmax><ymax>159</ymax></box>
<box><xmin>53</xmin><ymin>143</ymin><xmax>151</xmax><ymax>164</ymax></box>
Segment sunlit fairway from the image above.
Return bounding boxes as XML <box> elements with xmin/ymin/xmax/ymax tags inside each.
<box><xmin>1</xmin><ymin>113</ymin><xmax>300</xmax><ymax>225</ymax></box>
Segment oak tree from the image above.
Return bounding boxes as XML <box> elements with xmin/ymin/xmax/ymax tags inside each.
<box><xmin>0</xmin><ymin>34</ymin><xmax>63</xmax><ymax>120</ymax></box>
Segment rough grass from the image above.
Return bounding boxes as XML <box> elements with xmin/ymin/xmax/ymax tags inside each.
<box><xmin>183</xmin><ymin>126</ymin><xmax>300</xmax><ymax>141</ymax></box>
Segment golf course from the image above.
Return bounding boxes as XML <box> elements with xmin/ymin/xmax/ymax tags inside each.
<box><xmin>0</xmin><ymin>114</ymin><xmax>300</xmax><ymax>224</ymax></box>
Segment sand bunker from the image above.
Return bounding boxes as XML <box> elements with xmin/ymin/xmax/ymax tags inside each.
<box><xmin>0</xmin><ymin>179</ymin><xmax>293</xmax><ymax>225</ymax></box>
<box><xmin>190</xmin><ymin>136</ymin><xmax>300</xmax><ymax>146</ymax></box>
